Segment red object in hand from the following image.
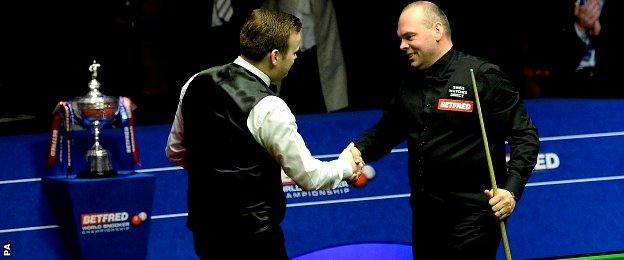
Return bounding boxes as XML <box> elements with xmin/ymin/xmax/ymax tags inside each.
<box><xmin>131</xmin><ymin>215</ymin><xmax>142</xmax><ymax>226</ymax></box>
<box><xmin>353</xmin><ymin>171</ymin><xmax>368</xmax><ymax>187</ymax></box>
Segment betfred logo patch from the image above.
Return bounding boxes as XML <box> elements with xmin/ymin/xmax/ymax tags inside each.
<box><xmin>81</xmin><ymin>212</ymin><xmax>129</xmax><ymax>226</ymax></box>
<box><xmin>437</xmin><ymin>99</ymin><xmax>473</xmax><ymax>112</ymax></box>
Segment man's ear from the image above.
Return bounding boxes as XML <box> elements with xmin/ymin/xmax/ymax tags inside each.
<box><xmin>433</xmin><ymin>22</ymin><xmax>443</xmax><ymax>42</ymax></box>
<box><xmin>269</xmin><ymin>49</ymin><xmax>280</xmax><ymax>66</ymax></box>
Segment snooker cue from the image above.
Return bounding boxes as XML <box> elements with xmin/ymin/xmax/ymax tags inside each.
<box><xmin>469</xmin><ymin>68</ymin><xmax>513</xmax><ymax>260</ymax></box>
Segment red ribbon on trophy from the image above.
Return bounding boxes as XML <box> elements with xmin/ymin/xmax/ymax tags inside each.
<box><xmin>119</xmin><ymin>96</ymin><xmax>141</xmax><ymax>166</ymax></box>
<box><xmin>47</xmin><ymin>101</ymin><xmax>74</xmax><ymax>176</ymax></box>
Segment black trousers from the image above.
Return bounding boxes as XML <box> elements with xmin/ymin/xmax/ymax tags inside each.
<box><xmin>191</xmin><ymin>225</ymin><xmax>288</xmax><ymax>260</ymax></box>
<box><xmin>411</xmin><ymin>192</ymin><xmax>501</xmax><ymax>260</ymax></box>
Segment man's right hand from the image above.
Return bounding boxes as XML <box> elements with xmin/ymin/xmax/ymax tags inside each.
<box><xmin>350</xmin><ymin>145</ymin><xmax>363</xmax><ymax>167</ymax></box>
<box><xmin>339</xmin><ymin>142</ymin><xmax>363</xmax><ymax>181</ymax></box>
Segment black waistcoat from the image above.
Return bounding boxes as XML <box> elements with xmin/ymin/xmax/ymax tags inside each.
<box><xmin>181</xmin><ymin>63</ymin><xmax>284</xmax><ymax>234</ymax></box>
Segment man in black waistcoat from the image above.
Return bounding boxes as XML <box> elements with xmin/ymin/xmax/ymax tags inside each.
<box><xmin>350</xmin><ymin>2</ymin><xmax>539</xmax><ymax>259</ymax></box>
<box><xmin>165</xmin><ymin>9</ymin><xmax>362</xmax><ymax>259</ymax></box>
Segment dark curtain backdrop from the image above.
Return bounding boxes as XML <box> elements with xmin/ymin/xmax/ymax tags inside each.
<box><xmin>2</xmin><ymin>0</ymin><xmax>609</xmax><ymax>135</ymax></box>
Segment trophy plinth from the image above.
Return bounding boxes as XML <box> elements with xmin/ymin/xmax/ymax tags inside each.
<box><xmin>72</xmin><ymin>62</ymin><xmax>119</xmax><ymax>178</ymax></box>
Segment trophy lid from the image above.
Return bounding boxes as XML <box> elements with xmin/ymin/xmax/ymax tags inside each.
<box><xmin>71</xmin><ymin>61</ymin><xmax>119</xmax><ymax>126</ymax></box>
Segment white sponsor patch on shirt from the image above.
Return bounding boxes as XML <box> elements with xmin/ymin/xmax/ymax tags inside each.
<box><xmin>437</xmin><ymin>98</ymin><xmax>474</xmax><ymax>112</ymax></box>
<box><xmin>448</xmin><ymin>85</ymin><xmax>468</xmax><ymax>98</ymax></box>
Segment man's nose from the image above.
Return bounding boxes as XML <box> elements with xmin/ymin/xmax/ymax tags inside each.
<box><xmin>399</xmin><ymin>39</ymin><xmax>408</xmax><ymax>50</ymax></box>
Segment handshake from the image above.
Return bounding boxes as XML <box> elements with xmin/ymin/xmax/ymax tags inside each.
<box><xmin>339</xmin><ymin>143</ymin><xmax>375</xmax><ymax>187</ymax></box>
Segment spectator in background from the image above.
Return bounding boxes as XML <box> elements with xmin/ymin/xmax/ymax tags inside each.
<box><xmin>164</xmin><ymin>0</ymin><xmax>264</xmax><ymax>89</ymax></box>
<box><xmin>264</xmin><ymin>0</ymin><xmax>349</xmax><ymax>113</ymax></box>
<box><xmin>523</xmin><ymin>0</ymin><xmax>618</xmax><ymax>98</ymax></box>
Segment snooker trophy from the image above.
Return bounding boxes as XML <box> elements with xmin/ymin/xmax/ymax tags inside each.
<box><xmin>72</xmin><ymin>62</ymin><xmax>119</xmax><ymax>177</ymax></box>
<box><xmin>47</xmin><ymin>61</ymin><xmax>140</xmax><ymax>178</ymax></box>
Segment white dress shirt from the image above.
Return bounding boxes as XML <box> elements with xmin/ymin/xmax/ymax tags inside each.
<box><xmin>165</xmin><ymin>57</ymin><xmax>352</xmax><ymax>190</ymax></box>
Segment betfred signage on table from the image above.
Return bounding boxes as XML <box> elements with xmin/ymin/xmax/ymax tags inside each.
<box><xmin>80</xmin><ymin>211</ymin><xmax>148</xmax><ymax>235</ymax></box>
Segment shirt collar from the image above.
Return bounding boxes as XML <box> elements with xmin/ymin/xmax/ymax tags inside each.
<box><xmin>233</xmin><ymin>56</ymin><xmax>271</xmax><ymax>87</ymax></box>
<box><xmin>423</xmin><ymin>47</ymin><xmax>455</xmax><ymax>78</ymax></box>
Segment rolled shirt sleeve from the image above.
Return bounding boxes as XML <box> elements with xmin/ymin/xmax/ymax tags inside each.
<box><xmin>247</xmin><ymin>96</ymin><xmax>352</xmax><ymax>190</ymax></box>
